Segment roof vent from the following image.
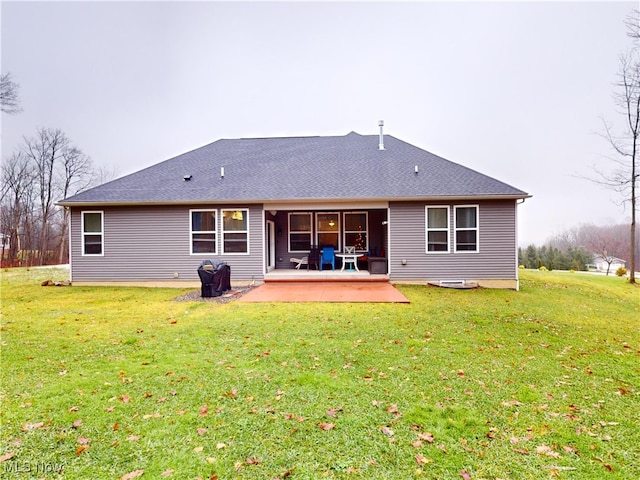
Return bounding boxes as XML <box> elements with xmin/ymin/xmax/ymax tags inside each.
<box><xmin>378</xmin><ymin>120</ymin><xmax>385</xmax><ymax>150</ymax></box>
<box><xmin>183</xmin><ymin>174</ymin><xmax>192</xmax><ymax>181</ymax></box>
<box><xmin>220</xmin><ymin>166</ymin><xmax>225</xmax><ymax>178</ymax></box>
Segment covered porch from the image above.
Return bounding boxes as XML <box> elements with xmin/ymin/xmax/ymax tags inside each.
<box><xmin>263</xmin><ymin>204</ymin><xmax>389</xmax><ymax>276</ymax></box>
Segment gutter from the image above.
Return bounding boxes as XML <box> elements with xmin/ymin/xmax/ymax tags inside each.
<box><xmin>56</xmin><ymin>194</ymin><xmax>532</xmax><ymax>208</ymax></box>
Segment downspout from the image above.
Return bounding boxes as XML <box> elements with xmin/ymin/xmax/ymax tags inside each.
<box><xmin>67</xmin><ymin>207</ymin><xmax>73</xmax><ymax>283</ymax></box>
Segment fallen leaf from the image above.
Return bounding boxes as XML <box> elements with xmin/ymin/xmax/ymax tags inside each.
<box><xmin>197</xmin><ymin>428</ymin><xmax>207</xmax><ymax>435</ymax></box>
<box><xmin>127</xmin><ymin>435</ymin><xmax>140</xmax><ymax>442</ymax></box>
<box><xmin>194</xmin><ymin>446</ymin><xmax>204</xmax><ymax>453</ymax></box>
<box><xmin>514</xmin><ymin>448</ymin><xmax>530</xmax><ymax>455</ymax></box>
<box><xmin>245</xmin><ymin>457</ymin><xmax>261</xmax><ymax>464</ymax></box>
<box><xmin>120</xmin><ymin>470</ymin><xmax>144</xmax><ymax>480</ymax></box>
<box><xmin>0</xmin><ymin>452</ymin><xmax>15</xmax><ymax>462</ymax></box>
<box><xmin>68</xmin><ymin>406</ymin><xmax>79</xmax><ymax>412</ymax></box>
<box><xmin>72</xmin><ymin>419</ymin><xmax>83</xmax><ymax>428</ymax></box>
<box><xmin>22</xmin><ymin>422</ymin><xmax>44</xmax><ymax>431</ymax></box>
<box><xmin>75</xmin><ymin>445</ymin><xmax>89</xmax><ymax>456</ymax></box>
<box><xmin>120</xmin><ymin>395</ymin><xmax>131</xmax><ymax>403</ymax></box>
<box><xmin>415</xmin><ymin>454</ymin><xmax>432</xmax><ymax>465</ymax></box>
<box><xmin>326</xmin><ymin>407</ymin><xmax>343</xmax><ymax>417</ymax></box>
<box><xmin>535</xmin><ymin>445</ymin><xmax>561</xmax><ymax>458</ymax></box>
<box><xmin>77</xmin><ymin>437</ymin><xmax>91</xmax><ymax>445</ymax></box>
<box><xmin>199</xmin><ymin>405</ymin><xmax>208</xmax><ymax>416</ymax></box>
<box><xmin>216</xmin><ymin>443</ymin><xmax>226</xmax><ymax>449</ymax></box>
<box><xmin>113</xmin><ymin>422</ymin><xmax>120</xmax><ymax>431</ymax></box>
<box><xmin>437</xmin><ymin>444</ymin><xmax>449</xmax><ymax>454</ymax></box>
<box><xmin>280</xmin><ymin>467</ymin><xmax>296</xmax><ymax>478</ymax></box>
<box><xmin>161</xmin><ymin>470</ymin><xmax>174</xmax><ymax>477</ymax></box>
<box><xmin>319</xmin><ymin>422</ymin><xmax>335</xmax><ymax>431</ymax></box>
<box><xmin>460</xmin><ymin>470</ymin><xmax>472</xmax><ymax>480</ymax></box>
<box><xmin>418</xmin><ymin>432</ymin><xmax>434</xmax><ymax>443</ymax></box>
<box><xmin>381</xmin><ymin>426</ymin><xmax>394</xmax><ymax>437</ymax></box>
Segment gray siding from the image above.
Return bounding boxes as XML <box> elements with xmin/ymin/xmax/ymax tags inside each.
<box><xmin>70</xmin><ymin>204</ymin><xmax>264</xmax><ymax>282</ymax></box>
<box><xmin>389</xmin><ymin>200</ymin><xmax>517</xmax><ymax>281</ymax></box>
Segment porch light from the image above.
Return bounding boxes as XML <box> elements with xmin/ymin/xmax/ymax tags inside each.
<box><xmin>328</xmin><ymin>220</ymin><xmax>335</xmax><ymax>227</ymax></box>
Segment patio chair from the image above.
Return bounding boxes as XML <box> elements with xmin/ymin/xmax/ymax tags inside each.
<box><xmin>319</xmin><ymin>246</ymin><xmax>335</xmax><ymax>271</ymax></box>
<box><xmin>307</xmin><ymin>246</ymin><xmax>320</xmax><ymax>270</ymax></box>
<box><xmin>289</xmin><ymin>256</ymin><xmax>308</xmax><ymax>269</ymax></box>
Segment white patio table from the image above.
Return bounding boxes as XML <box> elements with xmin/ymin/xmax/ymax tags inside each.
<box><xmin>335</xmin><ymin>253</ymin><xmax>363</xmax><ymax>271</ymax></box>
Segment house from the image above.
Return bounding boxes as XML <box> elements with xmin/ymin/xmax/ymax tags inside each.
<box><xmin>58</xmin><ymin>126</ymin><xmax>531</xmax><ymax>289</ymax></box>
<box><xmin>587</xmin><ymin>255</ymin><xmax>626</xmax><ymax>274</ymax></box>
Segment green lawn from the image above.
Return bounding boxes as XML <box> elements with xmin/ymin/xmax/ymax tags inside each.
<box><xmin>1</xmin><ymin>268</ymin><xmax>638</xmax><ymax>479</ymax></box>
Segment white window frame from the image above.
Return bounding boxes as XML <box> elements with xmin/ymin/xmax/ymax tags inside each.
<box><xmin>190</xmin><ymin>209</ymin><xmax>218</xmax><ymax>255</ymax></box>
<box><xmin>315</xmin><ymin>212</ymin><xmax>340</xmax><ymax>251</ymax></box>
<box><xmin>454</xmin><ymin>205</ymin><xmax>479</xmax><ymax>253</ymax></box>
<box><xmin>288</xmin><ymin>212</ymin><xmax>313</xmax><ymax>253</ymax></box>
<box><xmin>343</xmin><ymin>211</ymin><xmax>369</xmax><ymax>252</ymax></box>
<box><xmin>81</xmin><ymin>210</ymin><xmax>104</xmax><ymax>256</ymax></box>
<box><xmin>221</xmin><ymin>208</ymin><xmax>250</xmax><ymax>255</ymax></box>
<box><xmin>425</xmin><ymin>206</ymin><xmax>450</xmax><ymax>254</ymax></box>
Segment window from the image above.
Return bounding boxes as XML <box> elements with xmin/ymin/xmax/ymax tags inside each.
<box><xmin>343</xmin><ymin>212</ymin><xmax>368</xmax><ymax>252</ymax></box>
<box><xmin>82</xmin><ymin>211</ymin><xmax>103</xmax><ymax>255</ymax></box>
<box><xmin>190</xmin><ymin>210</ymin><xmax>217</xmax><ymax>254</ymax></box>
<box><xmin>426</xmin><ymin>206</ymin><xmax>449</xmax><ymax>252</ymax></box>
<box><xmin>455</xmin><ymin>205</ymin><xmax>479</xmax><ymax>252</ymax></box>
<box><xmin>289</xmin><ymin>212</ymin><xmax>312</xmax><ymax>252</ymax></box>
<box><xmin>316</xmin><ymin>212</ymin><xmax>339</xmax><ymax>250</ymax></box>
<box><xmin>222</xmin><ymin>209</ymin><xmax>249</xmax><ymax>254</ymax></box>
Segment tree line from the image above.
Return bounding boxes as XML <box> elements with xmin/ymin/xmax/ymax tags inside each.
<box><xmin>519</xmin><ymin>222</ymin><xmax>640</xmax><ymax>273</ymax></box>
<box><xmin>518</xmin><ymin>244</ymin><xmax>593</xmax><ymax>271</ymax></box>
<box><xmin>1</xmin><ymin>74</ymin><xmax>116</xmax><ymax>266</ymax></box>
<box><xmin>1</xmin><ymin>127</ymin><xmax>100</xmax><ymax>266</ymax></box>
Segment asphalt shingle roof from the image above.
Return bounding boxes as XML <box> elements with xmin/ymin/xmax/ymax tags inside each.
<box><xmin>59</xmin><ymin>132</ymin><xmax>529</xmax><ymax>205</ymax></box>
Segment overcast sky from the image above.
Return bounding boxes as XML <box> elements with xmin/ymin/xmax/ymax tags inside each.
<box><xmin>1</xmin><ymin>1</ymin><xmax>636</xmax><ymax>246</ymax></box>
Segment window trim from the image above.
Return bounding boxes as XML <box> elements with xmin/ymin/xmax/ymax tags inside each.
<box><xmin>221</xmin><ymin>208</ymin><xmax>250</xmax><ymax>255</ymax></box>
<box><xmin>343</xmin><ymin>211</ymin><xmax>369</xmax><ymax>253</ymax></box>
<box><xmin>81</xmin><ymin>210</ymin><xmax>104</xmax><ymax>256</ymax></box>
<box><xmin>190</xmin><ymin>209</ymin><xmax>218</xmax><ymax>255</ymax></box>
<box><xmin>454</xmin><ymin>205</ymin><xmax>479</xmax><ymax>253</ymax></box>
<box><xmin>315</xmin><ymin>211</ymin><xmax>340</xmax><ymax>251</ymax></box>
<box><xmin>288</xmin><ymin>212</ymin><xmax>313</xmax><ymax>253</ymax></box>
<box><xmin>425</xmin><ymin>205</ymin><xmax>450</xmax><ymax>254</ymax></box>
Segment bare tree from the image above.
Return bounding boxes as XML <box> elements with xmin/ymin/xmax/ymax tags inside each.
<box><xmin>22</xmin><ymin>128</ymin><xmax>70</xmax><ymax>264</ymax></box>
<box><xmin>56</xmin><ymin>147</ymin><xmax>93</xmax><ymax>263</ymax></box>
<box><xmin>581</xmin><ymin>225</ymin><xmax>626</xmax><ymax>275</ymax></box>
<box><xmin>597</xmin><ymin>10</ymin><xmax>639</xmax><ymax>283</ymax></box>
<box><xmin>0</xmin><ymin>72</ymin><xmax>22</xmax><ymax>114</ymax></box>
<box><xmin>0</xmin><ymin>152</ymin><xmax>35</xmax><ymax>265</ymax></box>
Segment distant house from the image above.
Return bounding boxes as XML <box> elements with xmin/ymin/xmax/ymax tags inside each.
<box><xmin>588</xmin><ymin>255</ymin><xmax>626</xmax><ymax>274</ymax></box>
<box><xmin>58</xmin><ymin>127</ymin><xmax>531</xmax><ymax>289</ymax></box>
